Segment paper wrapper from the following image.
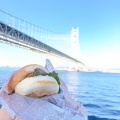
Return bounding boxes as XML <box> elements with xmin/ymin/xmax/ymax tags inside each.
<box><xmin>0</xmin><ymin>59</ymin><xmax>88</xmax><ymax>120</ymax></box>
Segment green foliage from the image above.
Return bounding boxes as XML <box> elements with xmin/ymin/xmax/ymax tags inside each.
<box><xmin>49</xmin><ymin>72</ymin><xmax>60</xmax><ymax>86</ymax></box>
<box><xmin>34</xmin><ymin>68</ymin><xmax>47</xmax><ymax>76</ymax></box>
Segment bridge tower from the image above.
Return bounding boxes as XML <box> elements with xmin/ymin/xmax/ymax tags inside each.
<box><xmin>69</xmin><ymin>27</ymin><xmax>81</xmax><ymax>71</ymax></box>
<box><xmin>70</xmin><ymin>27</ymin><xmax>80</xmax><ymax>60</ymax></box>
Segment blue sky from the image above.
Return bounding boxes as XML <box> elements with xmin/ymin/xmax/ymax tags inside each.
<box><xmin>0</xmin><ymin>0</ymin><xmax>120</xmax><ymax>69</ymax></box>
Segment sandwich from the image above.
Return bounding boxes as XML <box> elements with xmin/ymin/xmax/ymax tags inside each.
<box><xmin>7</xmin><ymin>64</ymin><xmax>60</xmax><ymax>98</ymax></box>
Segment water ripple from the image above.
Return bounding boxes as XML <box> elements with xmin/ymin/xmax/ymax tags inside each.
<box><xmin>88</xmin><ymin>115</ymin><xmax>117</xmax><ymax>120</ymax></box>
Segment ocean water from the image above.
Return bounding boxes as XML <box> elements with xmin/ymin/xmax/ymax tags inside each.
<box><xmin>0</xmin><ymin>67</ymin><xmax>120</xmax><ymax>120</ymax></box>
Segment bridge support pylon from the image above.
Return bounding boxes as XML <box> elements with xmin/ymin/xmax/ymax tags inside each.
<box><xmin>68</xmin><ymin>27</ymin><xmax>81</xmax><ymax>71</ymax></box>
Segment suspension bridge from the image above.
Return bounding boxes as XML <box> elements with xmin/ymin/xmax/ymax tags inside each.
<box><xmin>0</xmin><ymin>10</ymin><xmax>87</xmax><ymax>71</ymax></box>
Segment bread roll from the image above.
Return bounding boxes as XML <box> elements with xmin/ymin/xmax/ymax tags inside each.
<box><xmin>15</xmin><ymin>75</ymin><xmax>59</xmax><ymax>97</ymax></box>
<box><xmin>7</xmin><ymin>64</ymin><xmax>49</xmax><ymax>94</ymax></box>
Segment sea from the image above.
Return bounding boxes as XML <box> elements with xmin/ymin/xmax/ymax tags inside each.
<box><xmin>0</xmin><ymin>67</ymin><xmax>120</xmax><ymax>120</ymax></box>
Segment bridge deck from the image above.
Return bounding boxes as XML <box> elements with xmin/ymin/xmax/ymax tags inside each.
<box><xmin>0</xmin><ymin>21</ymin><xmax>84</xmax><ymax>64</ymax></box>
